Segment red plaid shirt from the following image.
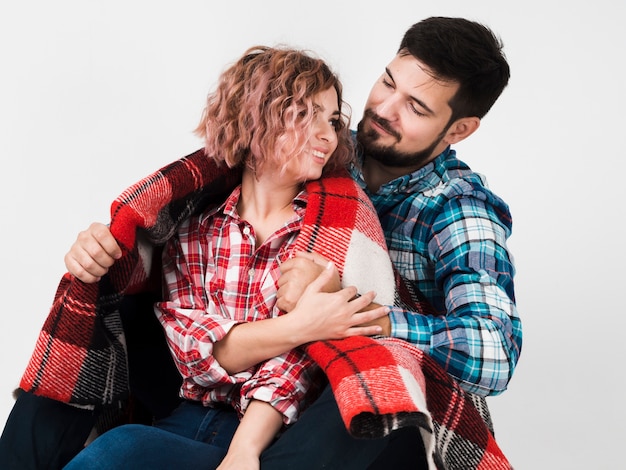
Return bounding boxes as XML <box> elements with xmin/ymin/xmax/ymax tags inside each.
<box><xmin>155</xmin><ymin>185</ymin><xmax>319</xmax><ymax>424</ymax></box>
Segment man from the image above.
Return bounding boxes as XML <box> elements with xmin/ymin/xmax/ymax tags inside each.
<box><xmin>0</xmin><ymin>16</ymin><xmax>521</xmax><ymax>469</ymax></box>
<box><xmin>279</xmin><ymin>15</ymin><xmax>520</xmax><ymax>397</ymax></box>
<box><xmin>263</xmin><ymin>17</ymin><xmax>522</xmax><ymax>468</ymax></box>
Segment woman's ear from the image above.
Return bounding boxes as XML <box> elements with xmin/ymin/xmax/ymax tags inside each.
<box><xmin>443</xmin><ymin>117</ymin><xmax>481</xmax><ymax>145</ymax></box>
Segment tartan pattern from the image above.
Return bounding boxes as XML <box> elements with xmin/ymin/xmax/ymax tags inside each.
<box><xmin>351</xmin><ymin>146</ymin><xmax>522</xmax><ymax>397</ymax></box>
<box><xmin>156</xmin><ymin>189</ymin><xmax>315</xmax><ymax>423</ymax></box>
<box><xmin>21</xmin><ymin>150</ymin><xmax>241</xmax><ymax>406</ymax></box>
<box><xmin>20</xmin><ymin>148</ymin><xmax>511</xmax><ymax>469</ymax></box>
<box><xmin>307</xmin><ymin>337</ymin><xmax>511</xmax><ymax>469</ymax></box>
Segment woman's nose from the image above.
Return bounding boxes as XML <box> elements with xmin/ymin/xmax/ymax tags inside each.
<box><xmin>317</xmin><ymin>121</ymin><xmax>336</xmax><ymax>143</ymax></box>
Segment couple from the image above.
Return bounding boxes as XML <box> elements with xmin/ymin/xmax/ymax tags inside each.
<box><xmin>0</xmin><ymin>16</ymin><xmax>522</xmax><ymax>470</ymax></box>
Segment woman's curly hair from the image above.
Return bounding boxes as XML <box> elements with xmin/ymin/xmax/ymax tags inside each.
<box><xmin>195</xmin><ymin>46</ymin><xmax>353</xmax><ymax>176</ymax></box>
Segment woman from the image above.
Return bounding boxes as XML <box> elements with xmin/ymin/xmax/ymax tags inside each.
<box><xmin>61</xmin><ymin>46</ymin><xmax>391</xmax><ymax>470</ymax></box>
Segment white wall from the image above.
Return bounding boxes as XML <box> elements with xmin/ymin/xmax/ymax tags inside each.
<box><xmin>1</xmin><ymin>1</ymin><xmax>624</xmax><ymax>468</ymax></box>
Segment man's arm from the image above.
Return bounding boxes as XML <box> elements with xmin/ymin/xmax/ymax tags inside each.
<box><xmin>279</xmin><ymin>201</ymin><xmax>522</xmax><ymax>397</ymax></box>
<box><xmin>389</xmin><ymin>196</ymin><xmax>522</xmax><ymax>396</ymax></box>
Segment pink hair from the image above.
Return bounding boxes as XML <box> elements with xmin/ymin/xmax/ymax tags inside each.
<box><xmin>195</xmin><ymin>46</ymin><xmax>353</xmax><ymax>175</ymax></box>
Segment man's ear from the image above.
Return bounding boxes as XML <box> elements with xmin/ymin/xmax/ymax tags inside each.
<box><xmin>443</xmin><ymin>117</ymin><xmax>481</xmax><ymax>145</ymax></box>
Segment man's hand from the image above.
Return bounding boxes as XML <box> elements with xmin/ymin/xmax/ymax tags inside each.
<box><xmin>356</xmin><ymin>301</ymin><xmax>392</xmax><ymax>336</ymax></box>
<box><xmin>277</xmin><ymin>251</ymin><xmax>341</xmax><ymax>312</ymax></box>
<box><xmin>64</xmin><ymin>222</ymin><xmax>122</xmax><ymax>283</ymax></box>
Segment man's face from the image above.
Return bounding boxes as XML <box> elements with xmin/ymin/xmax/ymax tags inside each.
<box><xmin>357</xmin><ymin>53</ymin><xmax>459</xmax><ymax>168</ymax></box>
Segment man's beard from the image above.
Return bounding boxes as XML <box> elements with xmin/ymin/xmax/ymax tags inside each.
<box><xmin>356</xmin><ymin>109</ymin><xmax>447</xmax><ymax>169</ymax></box>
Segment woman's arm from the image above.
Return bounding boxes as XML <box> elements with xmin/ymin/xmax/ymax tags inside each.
<box><xmin>65</xmin><ymin>223</ymin><xmax>389</xmax><ymax>376</ymax></box>
<box><xmin>213</xmin><ymin>263</ymin><xmax>388</xmax><ymax>374</ymax></box>
<box><xmin>217</xmin><ymin>400</ymin><xmax>283</xmax><ymax>470</ymax></box>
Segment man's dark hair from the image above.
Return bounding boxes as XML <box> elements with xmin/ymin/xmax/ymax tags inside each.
<box><xmin>399</xmin><ymin>16</ymin><xmax>510</xmax><ymax>122</ymax></box>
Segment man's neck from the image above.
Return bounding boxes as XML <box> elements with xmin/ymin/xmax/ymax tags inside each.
<box><xmin>361</xmin><ymin>146</ymin><xmax>449</xmax><ymax>193</ymax></box>
<box><xmin>362</xmin><ymin>157</ymin><xmax>416</xmax><ymax>193</ymax></box>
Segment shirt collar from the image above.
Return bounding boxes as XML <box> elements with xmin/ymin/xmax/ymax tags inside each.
<box><xmin>352</xmin><ymin>145</ymin><xmax>455</xmax><ymax>195</ymax></box>
<box><xmin>200</xmin><ymin>184</ymin><xmax>308</xmax><ymax>223</ymax></box>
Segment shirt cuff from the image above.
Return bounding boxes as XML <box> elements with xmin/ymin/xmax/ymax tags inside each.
<box><xmin>241</xmin><ymin>386</ymin><xmax>301</xmax><ymax>425</ymax></box>
<box><xmin>387</xmin><ymin>306</ymin><xmax>432</xmax><ymax>353</ymax></box>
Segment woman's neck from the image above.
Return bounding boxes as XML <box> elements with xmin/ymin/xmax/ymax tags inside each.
<box><xmin>237</xmin><ymin>168</ymin><xmax>301</xmax><ymax>246</ymax></box>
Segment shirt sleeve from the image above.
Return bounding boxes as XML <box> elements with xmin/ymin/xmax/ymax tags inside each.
<box><xmin>388</xmin><ymin>195</ymin><xmax>523</xmax><ymax>397</ymax></box>
<box><xmin>154</xmin><ymin>225</ymin><xmax>242</xmax><ymax>391</ymax></box>
<box><xmin>239</xmin><ymin>349</ymin><xmax>319</xmax><ymax>425</ymax></box>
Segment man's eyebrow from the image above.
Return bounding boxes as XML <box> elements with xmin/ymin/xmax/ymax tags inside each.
<box><xmin>385</xmin><ymin>67</ymin><xmax>435</xmax><ymax>116</ymax></box>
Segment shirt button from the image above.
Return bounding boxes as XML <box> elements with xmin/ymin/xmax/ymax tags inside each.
<box><xmin>248</xmin><ymin>268</ymin><xmax>255</xmax><ymax>277</ymax></box>
<box><xmin>242</xmin><ymin>226</ymin><xmax>251</xmax><ymax>236</ymax></box>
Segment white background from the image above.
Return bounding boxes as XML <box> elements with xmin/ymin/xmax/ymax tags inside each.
<box><xmin>1</xmin><ymin>1</ymin><xmax>624</xmax><ymax>468</ymax></box>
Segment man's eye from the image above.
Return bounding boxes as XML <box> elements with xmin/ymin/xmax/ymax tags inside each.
<box><xmin>409</xmin><ymin>103</ymin><xmax>426</xmax><ymax>117</ymax></box>
<box><xmin>382</xmin><ymin>78</ymin><xmax>393</xmax><ymax>88</ymax></box>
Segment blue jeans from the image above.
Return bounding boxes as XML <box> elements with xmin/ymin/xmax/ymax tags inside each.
<box><xmin>63</xmin><ymin>385</ymin><xmax>426</xmax><ymax>469</ymax></box>
<box><xmin>262</xmin><ymin>385</ymin><xmax>427</xmax><ymax>469</ymax></box>
<box><xmin>63</xmin><ymin>401</ymin><xmax>239</xmax><ymax>470</ymax></box>
<box><xmin>262</xmin><ymin>385</ymin><xmax>395</xmax><ymax>469</ymax></box>
<box><xmin>0</xmin><ymin>391</ymin><xmax>96</xmax><ymax>470</ymax></box>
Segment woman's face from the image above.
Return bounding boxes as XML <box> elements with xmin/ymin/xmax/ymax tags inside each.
<box><xmin>283</xmin><ymin>87</ymin><xmax>341</xmax><ymax>183</ymax></box>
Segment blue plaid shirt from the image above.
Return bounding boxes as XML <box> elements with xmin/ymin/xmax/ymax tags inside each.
<box><xmin>351</xmin><ymin>145</ymin><xmax>522</xmax><ymax>397</ymax></box>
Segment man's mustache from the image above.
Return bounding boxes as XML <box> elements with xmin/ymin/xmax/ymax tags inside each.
<box><xmin>364</xmin><ymin>109</ymin><xmax>401</xmax><ymax>141</ymax></box>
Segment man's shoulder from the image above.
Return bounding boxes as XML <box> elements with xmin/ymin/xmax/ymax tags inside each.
<box><xmin>437</xmin><ymin>153</ymin><xmax>507</xmax><ymax>206</ymax></box>
<box><xmin>404</xmin><ymin>159</ymin><xmax>512</xmax><ymax>227</ymax></box>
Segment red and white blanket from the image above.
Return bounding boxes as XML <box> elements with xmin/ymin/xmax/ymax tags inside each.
<box><xmin>20</xmin><ymin>149</ymin><xmax>511</xmax><ymax>469</ymax></box>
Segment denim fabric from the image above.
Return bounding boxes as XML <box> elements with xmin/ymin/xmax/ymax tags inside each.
<box><xmin>63</xmin><ymin>401</ymin><xmax>239</xmax><ymax>470</ymax></box>
<box><xmin>0</xmin><ymin>391</ymin><xmax>96</xmax><ymax>470</ymax></box>
<box><xmin>4</xmin><ymin>387</ymin><xmax>426</xmax><ymax>470</ymax></box>
<box><xmin>261</xmin><ymin>385</ymin><xmax>427</xmax><ymax>470</ymax></box>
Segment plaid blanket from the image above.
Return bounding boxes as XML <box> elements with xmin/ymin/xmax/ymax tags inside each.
<box><xmin>20</xmin><ymin>149</ymin><xmax>511</xmax><ymax>469</ymax></box>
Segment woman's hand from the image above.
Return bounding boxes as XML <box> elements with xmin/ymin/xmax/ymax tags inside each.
<box><xmin>216</xmin><ymin>452</ymin><xmax>259</xmax><ymax>470</ymax></box>
<box><xmin>285</xmin><ymin>262</ymin><xmax>390</xmax><ymax>342</ymax></box>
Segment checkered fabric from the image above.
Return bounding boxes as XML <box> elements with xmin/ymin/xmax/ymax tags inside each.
<box><xmin>20</xmin><ymin>148</ymin><xmax>511</xmax><ymax>469</ymax></box>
